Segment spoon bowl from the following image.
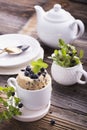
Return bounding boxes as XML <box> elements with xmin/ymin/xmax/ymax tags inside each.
<box><xmin>0</xmin><ymin>45</ymin><xmax>29</xmax><ymax>55</ymax></box>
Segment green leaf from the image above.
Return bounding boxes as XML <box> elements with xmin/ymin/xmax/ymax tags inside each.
<box><xmin>54</xmin><ymin>50</ymin><xmax>58</xmax><ymax>55</ymax></box>
<box><xmin>59</xmin><ymin>39</ymin><xmax>66</xmax><ymax>48</ymax></box>
<box><xmin>14</xmin><ymin>97</ymin><xmax>21</xmax><ymax>106</ymax></box>
<box><xmin>3</xmin><ymin>100</ymin><xmax>8</xmax><ymax>107</ymax></box>
<box><xmin>0</xmin><ymin>87</ymin><xmax>4</xmax><ymax>91</ymax></box>
<box><xmin>79</xmin><ymin>50</ymin><xmax>84</xmax><ymax>59</ymax></box>
<box><xmin>49</xmin><ymin>39</ymin><xmax>84</xmax><ymax>67</ymax></box>
<box><xmin>0</xmin><ymin>86</ymin><xmax>22</xmax><ymax>122</ymax></box>
<box><xmin>64</xmin><ymin>56</ymin><xmax>71</xmax><ymax>67</ymax></box>
<box><xmin>0</xmin><ymin>97</ymin><xmax>4</xmax><ymax>102</ymax></box>
<box><xmin>73</xmin><ymin>56</ymin><xmax>81</xmax><ymax>64</ymax></box>
<box><xmin>61</xmin><ymin>48</ymin><xmax>66</xmax><ymax>56</ymax></box>
<box><xmin>31</xmin><ymin>58</ymin><xmax>48</xmax><ymax>73</ymax></box>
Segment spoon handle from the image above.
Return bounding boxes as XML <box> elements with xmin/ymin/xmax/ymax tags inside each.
<box><xmin>0</xmin><ymin>49</ymin><xmax>5</xmax><ymax>54</ymax></box>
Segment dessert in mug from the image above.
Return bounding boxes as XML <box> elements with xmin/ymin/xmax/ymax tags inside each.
<box><xmin>16</xmin><ymin>66</ymin><xmax>51</xmax><ymax>90</ymax></box>
<box><xmin>7</xmin><ymin>59</ymin><xmax>52</xmax><ymax>111</ymax></box>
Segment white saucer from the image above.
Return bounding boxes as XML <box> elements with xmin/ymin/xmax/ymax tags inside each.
<box><xmin>14</xmin><ymin>101</ymin><xmax>50</xmax><ymax>122</ymax></box>
<box><xmin>0</xmin><ymin>47</ymin><xmax>44</xmax><ymax>75</ymax></box>
<box><xmin>0</xmin><ymin>34</ymin><xmax>40</xmax><ymax>67</ymax></box>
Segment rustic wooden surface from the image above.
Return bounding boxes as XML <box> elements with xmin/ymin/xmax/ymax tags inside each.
<box><xmin>0</xmin><ymin>0</ymin><xmax>87</xmax><ymax>130</ymax></box>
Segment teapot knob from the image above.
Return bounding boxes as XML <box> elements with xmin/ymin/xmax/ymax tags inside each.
<box><xmin>54</xmin><ymin>4</ymin><xmax>61</xmax><ymax>12</ymax></box>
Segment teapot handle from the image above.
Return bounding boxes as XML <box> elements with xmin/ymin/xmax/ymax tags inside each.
<box><xmin>71</xmin><ymin>20</ymin><xmax>85</xmax><ymax>39</ymax></box>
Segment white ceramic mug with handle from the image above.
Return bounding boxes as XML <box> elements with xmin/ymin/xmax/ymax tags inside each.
<box><xmin>7</xmin><ymin>77</ymin><xmax>52</xmax><ymax>110</ymax></box>
<box><xmin>51</xmin><ymin>62</ymin><xmax>87</xmax><ymax>85</ymax></box>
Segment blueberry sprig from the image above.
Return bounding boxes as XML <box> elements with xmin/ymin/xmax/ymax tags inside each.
<box><xmin>24</xmin><ymin>66</ymin><xmax>39</xmax><ymax>79</ymax></box>
<box><xmin>24</xmin><ymin>59</ymin><xmax>48</xmax><ymax>79</ymax></box>
<box><xmin>24</xmin><ymin>66</ymin><xmax>46</xmax><ymax>79</ymax></box>
<box><xmin>49</xmin><ymin>39</ymin><xmax>84</xmax><ymax>67</ymax></box>
<box><xmin>0</xmin><ymin>86</ymin><xmax>23</xmax><ymax>122</ymax></box>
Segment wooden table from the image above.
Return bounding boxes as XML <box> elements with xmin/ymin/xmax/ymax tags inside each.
<box><xmin>0</xmin><ymin>0</ymin><xmax>87</xmax><ymax>130</ymax></box>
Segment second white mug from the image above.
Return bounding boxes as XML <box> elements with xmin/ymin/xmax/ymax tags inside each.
<box><xmin>51</xmin><ymin>62</ymin><xmax>87</xmax><ymax>85</ymax></box>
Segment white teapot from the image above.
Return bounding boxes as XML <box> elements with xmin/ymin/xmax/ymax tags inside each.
<box><xmin>34</xmin><ymin>4</ymin><xmax>85</xmax><ymax>48</ymax></box>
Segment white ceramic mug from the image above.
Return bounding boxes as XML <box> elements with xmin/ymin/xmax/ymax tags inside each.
<box><xmin>7</xmin><ymin>77</ymin><xmax>52</xmax><ymax>110</ymax></box>
<box><xmin>51</xmin><ymin>62</ymin><xmax>87</xmax><ymax>85</ymax></box>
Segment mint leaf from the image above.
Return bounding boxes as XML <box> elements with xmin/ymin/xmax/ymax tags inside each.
<box><xmin>79</xmin><ymin>50</ymin><xmax>84</xmax><ymax>59</ymax></box>
<box><xmin>49</xmin><ymin>39</ymin><xmax>84</xmax><ymax>67</ymax></box>
<box><xmin>31</xmin><ymin>58</ymin><xmax>48</xmax><ymax>73</ymax></box>
<box><xmin>14</xmin><ymin>97</ymin><xmax>21</xmax><ymax>106</ymax></box>
<box><xmin>0</xmin><ymin>86</ymin><xmax>22</xmax><ymax>122</ymax></box>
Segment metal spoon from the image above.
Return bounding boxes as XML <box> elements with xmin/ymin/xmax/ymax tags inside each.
<box><xmin>0</xmin><ymin>45</ymin><xmax>29</xmax><ymax>55</ymax></box>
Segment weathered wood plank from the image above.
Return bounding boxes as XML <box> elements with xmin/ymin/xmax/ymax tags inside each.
<box><xmin>0</xmin><ymin>0</ymin><xmax>87</xmax><ymax>35</ymax></box>
<box><xmin>51</xmin><ymin>80</ymin><xmax>87</xmax><ymax>113</ymax></box>
<box><xmin>0</xmin><ymin>107</ymin><xmax>86</xmax><ymax>130</ymax></box>
<box><xmin>0</xmin><ymin>11</ymin><xmax>27</xmax><ymax>34</ymax></box>
<box><xmin>0</xmin><ymin>0</ymin><xmax>47</xmax><ymax>34</ymax></box>
<box><xmin>0</xmin><ymin>0</ymin><xmax>47</xmax><ymax>12</ymax></box>
<box><xmin>50</xmin><ymin>105</ymin><xmax>87</xmax><ymax>128</ymax></box>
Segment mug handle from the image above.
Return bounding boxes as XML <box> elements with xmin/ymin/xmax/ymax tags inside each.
<box><xmin>77</xmin><ymin>69</ymin><xmax>87</xmax><ymax>84</ymax></box>
<box><xmin>71</xmin><ymin>19</ymin><xmax>85</xmax><ymax>39</ymax></box>
<box><xmin>7</xmin><ymin>78</ymin><xmax>17</xmax><ymax>90</ymax></box>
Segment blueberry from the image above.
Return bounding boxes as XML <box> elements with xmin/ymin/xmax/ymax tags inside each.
<box><xmin>69</xmin><ymin>52</ymin><xmax>73</xmax><ymax>56</ymax></box>
<box><xmin>30</xmin><ymin>74</ymin><xmax>38</xmax><ymax>79</ymax></box>
<box><xmin>68</xmin><ymin>46</ymin><xmax>72</xmax><ymax>51</ymax></box>
<box><xmin>38</xmin><ymin>72</ymin><xmax>42</xmax><ymax>76</ymax></box>
<box><xmin>29</xmin><ymin>70</ymin><xmax>34</xmax><ymax>75</ymax></box>
<box><xmin>34</xmin><ymin>74</ymin><xmax>38</xmax><ymax>79</ymax></box>
<box><xmin>26</xmin><ymin>66</ymin><xmax>31</xmax><ymax>71</ymax></box>
<box><xmin>11</xmin><ymin>92</ymin><xmax>15</xmax><ymax>96</ymax></box>
<box><xmin>40</xmin><ymin>68</ymin><xmax>45</xmax><ymax>73</ymax></box>
<box><xmin>21</xmin><ymin>69</ymin><xmax>25</xmax><ymax>71</ymax></box>
<box><xmin>5</xmin><ymin>84</ymin><xmax>7</xmax><ymax>87</ymax></box>
<box><xmin>71</xmin><ymin>59</ymin><xmax>76</xmax><ymax>64</ymax></box>
<box><xmin>50</xmin><ymin>119</ymin><xmax>55</xmax><ymax>125</ymax></box>
<box><xmin>18</xmin><ymin>103</ymin><xmax>23</xmax><ymax>108</ymax></box>
<box><xmin>24</xmin><ymin>70</ymin><xmax>29</xmax><ymax>76</ymax></box>
<box><xmin>30</xmin><ymin>74</ymin><xmax>35</xmax><ymax>79</ymax></box>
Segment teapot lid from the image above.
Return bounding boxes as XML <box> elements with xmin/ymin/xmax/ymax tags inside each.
<box><xmin>44</xmin><ymin>4</ymin><xmax>74</xmax><ymax>22</ymax></box>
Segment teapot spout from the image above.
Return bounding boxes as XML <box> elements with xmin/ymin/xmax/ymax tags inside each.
<box><xmin>34</xmin><ymin>5</ymin><xmax>45</xmax><ymax>19</ymax></box>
